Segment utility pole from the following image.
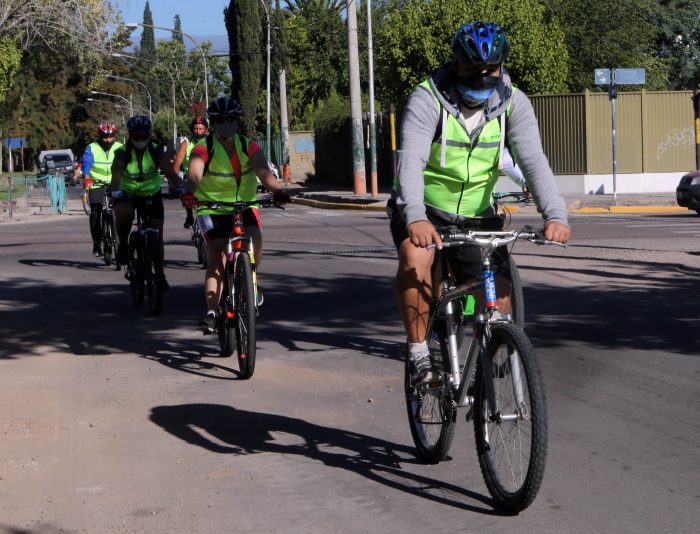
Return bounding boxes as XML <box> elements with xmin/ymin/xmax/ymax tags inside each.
<box><xmin>279</xmin><ymin>69</ymin><xmax>291</xmax><ymax>182</ymax></box>
<box><xmin>347</xmin><ymin>0</ymin><xmax>366</xmax><ymax>194</ymax></box>
<box><xmin>366</xmin><ymin>0</ymin><xmax>377</xmax><ymax>197</ymax></box>
<box><xmin>694</xmin><ymin>88</ymin><xmax>700</xmax><ymax>169</ymax></box>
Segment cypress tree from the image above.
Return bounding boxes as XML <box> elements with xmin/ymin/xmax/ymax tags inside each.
<box><xmin>173</xmin><ymin>15</ymin><xmax>184</xmax><ymax>45</ymax></box>
<box><xmin>225</xmin><ymin>0</ymin><xmax>264</xmax><ymax>137</ymax></box>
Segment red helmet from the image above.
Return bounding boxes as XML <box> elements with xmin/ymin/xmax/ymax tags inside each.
<box><xmin>97</xmin><ymin>122</ymin><xmax>118</xmax><ymax>137</ymax></box>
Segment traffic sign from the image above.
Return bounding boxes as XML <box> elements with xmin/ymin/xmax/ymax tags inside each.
<box><xmin>594</xmin><ymin>69</ymin><xmax>611</xmax><ymax>85</ymax></box>
<box><xmin>614</xmin><ymin>68</ymin><xmax>645</xmax><ymax>85</ymax></box>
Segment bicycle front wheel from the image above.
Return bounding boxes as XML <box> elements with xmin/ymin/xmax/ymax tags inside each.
<box><xmin>144</xmin><ymin>236</ymin><xmax>163</xmax><ymax>316</ymax></box>
<box><xmin>82</xmin><ymin>189</ymin><xmax>90</xmax><ymax>215</ymax></box>
<box><xmin>128</xmin><ymin>233</ymin><xmax>144</xmax><ymax>305</ymax></box>
<box><xmin>508</xmin><ymin>255</ymin><xmax>525</xmax><ymax>328</ymax></box>
<box><xmin>101</xmin><ymin>215</ymin><xmax>113</xmax><ymax>266</ymax></box>
<box><xmin>404</xmin><ymin>329</ymin><xmax>455</xmax><ymax>463</ymax></box>
<box><xmin>473</xmin><ymin>322</ymin><xmax>547</xmax><ymax>513</ymax></box>
<box><xmin>234</xmin><ymin>253</ymin><xmax>256</xmax><ymax>379</ymax></box>
<box><xmin>217</xmin><ymin>265</ymin><xmax>236</xmax><ymax>357</ymax></box>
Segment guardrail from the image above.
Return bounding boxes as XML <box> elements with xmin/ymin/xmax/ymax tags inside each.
<box><xmin>1</xmin><ymin>174</ymin><xmax>67</xmax><ymax>219</ymax></box>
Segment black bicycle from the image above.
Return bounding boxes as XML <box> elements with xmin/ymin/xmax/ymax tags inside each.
<box><xmin>100</xmin><ymin>191</ymin><xmax>119</xmax><ymax>269</ymax></box>
<box><xmin>404</xmin><ymin>224</ymin><xmax>565</xmax><ymax>513</ymax></box>
<box><xmin>125</xmin><ymin>193</ymin><xmax>176</xmax><ymax>316</ymax></box>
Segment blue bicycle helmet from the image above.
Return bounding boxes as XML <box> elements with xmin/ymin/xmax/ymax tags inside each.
<box><xmin>451</xmin><ymin>21</ymin><xmax>509</xmax><ymax>66</ymax></box>
<box><xmin>126</xmin><ymin>115</ymin><xmax>152</xmax><ymax>133</ymax></box>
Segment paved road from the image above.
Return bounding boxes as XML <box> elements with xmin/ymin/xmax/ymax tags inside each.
<box><xmin>0</xmin><ymin>206</ymin><xmax>699</xmax><ymax>533</ymax></box>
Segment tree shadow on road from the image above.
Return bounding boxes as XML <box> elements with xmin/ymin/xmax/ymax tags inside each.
<box><xmin>150</xmin><ymin>403</ymin><xmax>507</xmax><ymax>515</ymax></box>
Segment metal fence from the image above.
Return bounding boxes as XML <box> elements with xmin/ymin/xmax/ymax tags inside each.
<box><xmin>530</xmin><ymin>90</ymin><xmax>696</xmax><ymax>174</ymax></box>
<box><xmin>1</xmin><ymin>174</ymin><xmax>67</xmax><ymax>217</ymax></box>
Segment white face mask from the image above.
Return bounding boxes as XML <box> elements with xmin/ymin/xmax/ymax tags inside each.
<box><xmin>214</xmin><ymin>122</ymin><xmax>237</xmax><ymax>140</ymax></box>
<box><xmin>132</xmin><ymin>139</ymin><xmax>149</xmax><ymax>150</ymax></box>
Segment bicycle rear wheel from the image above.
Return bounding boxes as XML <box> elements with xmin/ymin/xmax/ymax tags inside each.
<box><xmin>404</xmin><ymin>326</ymin><xmax>456</xmax><ymax>463</ymax></box>
<box><xmin>472</xmin><ymin>322</ymin><xmax>547</xmax><ymax>513</ymax></box>
<box><xmin>217</xmin><ymin>265</ymin><xmax>236</xmax><ymax>357</ymax></box>
<box><xmin>234</xmin><ymin>253</ymin><xmax>256</xmax><ymax>379</ymax></box>
<box><xmin>128</xmin><ymin>233</ymin><xmax>144</xmax><ymax>305</ymax></box>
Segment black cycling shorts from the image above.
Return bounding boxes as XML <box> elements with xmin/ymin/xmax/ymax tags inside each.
<box><xmin>114</xmin><ymin>191</ymin><xmax>164</xmax><ymax>220</ymax></box>
<box><xmin>197</xmin><ymin>208</ymin><xmax>261</xmax><ymax>242</ymax></box>
<box><xmin>389</xmin><ymin>200</ymin><xmax>510</xmax><ymax>283</ymax></box>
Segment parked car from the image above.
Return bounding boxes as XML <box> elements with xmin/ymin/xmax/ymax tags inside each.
<box><xmin>38</xmin><ymin>149</ymin><xmax>76</xmax><ymax>185</ymax></box>
<box><xmin>676</xmin><ymin>170</ymin><xmax>700</xmax><ymax>215</ymax></box>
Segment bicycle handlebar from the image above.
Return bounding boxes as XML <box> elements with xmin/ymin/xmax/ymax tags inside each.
<box><xmin>492</xmin><ymin>191</ymin><xmax>531</xmax><ymax>203</ymax></box>
<box><xmin>194</xmin><ymin>197</ymin><xmax>281</xmax><ymax>210</ymax></box>
<box><xmin>432</xmin><ymin>225</ymin><xmax>566</xmax><ymax>249</ymax></box>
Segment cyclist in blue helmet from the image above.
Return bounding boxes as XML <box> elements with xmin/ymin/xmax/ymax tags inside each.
<box><xmin>110</xmin><ymin>115</ymin><xmax>183</xmax><ymax>289</ymax></box>
<box><xmin>389</xmin><ymin>21</ymin><xmax>571</xmax><ymax>387</ymax></box>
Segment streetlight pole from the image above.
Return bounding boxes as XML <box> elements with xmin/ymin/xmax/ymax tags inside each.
<box><xmin>366</xmin><ymin>0</ymin><xmax>378</xmax><ymax>197</ymax></box>
<box><xmin>127</xmin><ymin>22</ymin><xmax>208</xmax><ymax>108</ymax></box>
<box><xmin>91</xmin><ymin>90</ymin><xmax>133</xmax><ymax>116</ymax></box>
<box><xmin>258</xmin><ymin>0</ymin><xmax>271</xmax><ymax>162</ymax></box>
<box><xmin>104</xmin><ymin>74</ymin><xmax>152</xmax><ymax>120</ymax></box>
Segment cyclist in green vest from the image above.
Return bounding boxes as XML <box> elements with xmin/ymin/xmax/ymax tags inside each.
<box><xmin>173</xmin><ymin>115</ymin><xmax>209</xmax><ymax>229</ymax></box>
<box><xmin>391</xmin><ymin>21</ymin><xmax>571</xmax><ymax>386</ymax></box>
<box><xmin>81</xmin><ymin>122</ymin><xmax>123</xmax><ymax>257</ymax></box>
<box><xmin>110</xmin><ymin>115</ymin><xmax>184</xmax><ymax>289</ymax></box>
<box><xmin>181</xmin><ymin>96</ymin><xmax>290</xmax><ymax>334</ymax></box>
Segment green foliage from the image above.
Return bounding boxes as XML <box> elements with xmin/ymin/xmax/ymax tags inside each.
<box><xmin>140</xmin><ymin>1</ymin><xmax>156</xmax><ymax>57</ymax></box>
<box><xmin>541</xmin><ymin>0</ymin><xmax>669</xmax><ymax>92</ymax></box>
<box><xmin>151</xmin><ymin>109</ymin><xmax>190</xmax><ymax>146</ymax></box>
<box><xmin>226</xmin><ymin>0</ymin><xmax>265</xmax><ymax>137</ymax></box>
<box><xmin>653</xmin><ymin>0</ymin><xmax>700</xmax><ymax>90</ymax></box>
<box><xmin>313</xmin><ymin>91</ymin><xmax>350</xmax><ymax>133</ymax></box>
<box><xmin>375</xmin><ymin>0</ymin><xmax>569</xmax><ymax>107</ymax></box>
<box><xmin>172</xmin><ymin>15</ymin><xmax>185</xmax><ymax>44</ymax></box>
<box><xmin>283</xmin><ymin>5</ymin><xmax>351</xmax><ymax>129</ymax></box>
<box><xmin>0</xmin><ymin>38</ymin><xmax>22</xmax><ymax>107</ymax></box>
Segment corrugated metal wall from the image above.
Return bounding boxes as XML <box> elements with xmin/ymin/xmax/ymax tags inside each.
<box><xmin>530</xmin><ymin>90</ymin><xmax>694</xmax><ymax>174</ymax></box>
<box><xmin>530</xmin><ymin>94</ymin><xmax>587</xmax><ymax>174</ymax></box>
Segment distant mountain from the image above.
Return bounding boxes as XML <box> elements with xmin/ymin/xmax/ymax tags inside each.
<box><xmin>188</xmin><ymin>35</ymin><xmax>229</xmax><ymax>56</ymax></box>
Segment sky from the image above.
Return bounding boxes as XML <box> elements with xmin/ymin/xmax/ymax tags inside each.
<box><xmin>114</xmin><ymin>0</ymin><xmax>229</xmax><ymax>41</ymax></box>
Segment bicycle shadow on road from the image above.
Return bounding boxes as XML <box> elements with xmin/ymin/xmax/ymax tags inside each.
<box><xmin>150</xmin><ymin>403</ymin><xmax>508</xmax><ymax>515</ymax></box>
<box><xmin>18</xmin><ymin>257</ymin><xmax>114</xmax><ymax>271</ymax></box>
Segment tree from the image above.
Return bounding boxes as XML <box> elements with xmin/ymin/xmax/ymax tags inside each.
<box><xmin>654</xmin><ymin>0</ymin><xmax>700</xmax><ymax>90</ymax></box>
<box><xmin>282</xmin><ymin>2</ymin><xmax>350</xmax><ymax>129</ymax></box>
<box><xmin>541</xmin><ymin>0</ymin><xmax>669</xmax><ymax>92</ymax></box>
<box><xmin>0</xmin><ymin>0</ymin><xmax>118</xmax><ymax>106</ymax></box>
<box><xmin>225</xmin><ymin>0</ymin><xmax>265</xmax><ymax>137</ymax></box>
<box><xmin>173</xmin><ymin>14</ymin><xmax>185</xmax><ymax>45</ymax></box>
<box><xmin>140</xmin><ymin>1</ymin><xmax>156</xmax><ymax>58</ymax></box>
<box><xmin>375</xmin><ymin>0</ymin><xmax>569</xmax><ymax>107</ymax></box>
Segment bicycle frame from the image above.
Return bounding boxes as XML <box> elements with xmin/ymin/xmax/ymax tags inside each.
<box><xmin>225</xmin><ymin>212</ymin><xmax>258</xmax><ymax>314</ymax></box>
<box><xmin>427</xmin><ymin>228</ymin><xmax>562</xmax><ymax>414</ymax></box>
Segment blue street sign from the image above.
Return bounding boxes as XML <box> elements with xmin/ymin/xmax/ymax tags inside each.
<box><xmin>594</xmin><ymin>69</ymin><xmax>611</xmax><ymax>85</ymax></box>
<box><xmin>614</xmin><ymin>68</ymin><xmax>646</xmax><ymax>85</ymax></box>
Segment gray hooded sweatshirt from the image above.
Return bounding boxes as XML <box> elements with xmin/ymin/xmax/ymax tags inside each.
<box><xmin>395</xmin><ymin>63</ymin><xmax>568</xmax><ymax>227</ymax></box>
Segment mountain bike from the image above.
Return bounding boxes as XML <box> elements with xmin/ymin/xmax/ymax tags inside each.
<box><xmin>100</xmin><ymin>191</ymin><xmax>118</xmax><ymax>269</ymax></box>
<box><xmin>197</xmin><ymin>198</ymin><xmax>276</xmax><ymax>379</ymax></box>
<box><xmin>125</xmin><ymin>193</ymin><xmax>177</xmax><ymax>316</ymax></box>
<box><xmin>404</xmin><ymin>224</ymin><xmax>565</xmax><ymax>514</ymax></box>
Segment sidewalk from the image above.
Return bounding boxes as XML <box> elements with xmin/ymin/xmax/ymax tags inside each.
<box><xmin>287</xmin><ymin>181</ymin><xmax>686</xmax><ymax>214</ymax></box>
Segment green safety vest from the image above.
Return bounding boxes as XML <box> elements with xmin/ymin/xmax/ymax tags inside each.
<box><xmin>195</xmin><ymin>134</ymin><xmax>256</xmax><ymax>215</ymax></box>
<box><xmin>88</xmin><ymin>141</ymin><xmax>123</xmax><ymax>184</ymax></box>
<box><xmin>118</xmin><ymin>143</ymin><xmax>162</xmax><ymax>196</ymax></box>
<box><xmin>420</xmin><ymin>80</ymin><xmax>512</xmax><ymax>217</ymax></box>
<box><xmin>183</xmin><ymin>140</ymin><xmax>194</xmax><ymax>174</ymax></box>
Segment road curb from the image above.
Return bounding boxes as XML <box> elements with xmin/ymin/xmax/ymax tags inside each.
<box><xmin>291</xmin><ymin>197</ymin><xmax>387</xmax><ymax>211</ymax></box>
<box><xmin>571</xmin><ymin>205</ymin><xmax>688</xmax><ymax>214</ymax></box>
